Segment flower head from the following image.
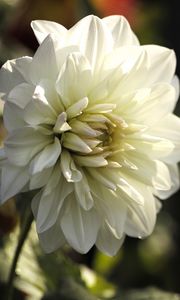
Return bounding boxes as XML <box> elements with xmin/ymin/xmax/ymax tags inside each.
<box><xmin>0</xmin><ymin>15</ymin><xmax>180</xmax><ymax>255</ymax></box>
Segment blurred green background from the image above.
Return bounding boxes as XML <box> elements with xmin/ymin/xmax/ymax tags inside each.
<box><xmin>0</xmin><ymin>1</ymin><xmax>180</xmax><ymax>299</ymax></box>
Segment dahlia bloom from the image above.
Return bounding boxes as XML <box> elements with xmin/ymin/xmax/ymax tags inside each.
<box><xmin>0</xmin><ymin>15</ymin><xmax>180</xmax><ymax>255</ymax></box>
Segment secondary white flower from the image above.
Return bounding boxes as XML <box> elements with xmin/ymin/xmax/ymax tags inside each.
<box><xmin>0</xmin><ymin>15</ymin><xmax>180</xmax><ymax>255</ymax></box>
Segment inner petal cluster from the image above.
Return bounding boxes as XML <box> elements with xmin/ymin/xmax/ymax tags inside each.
<box><xmin>51</xmin><ymin>96</ymin><xmax>127</xmax><ymax>172</ymax></box>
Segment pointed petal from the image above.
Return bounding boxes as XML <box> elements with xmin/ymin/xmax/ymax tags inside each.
<box><xmin>29</xmin><ymin>35</ymin><xmax>58</xmax><ymax>85</ymax></box>
<box><xmin>63</xmin><ymin>132</ymin><xmax>92</xmax><ymax>153</ymax></box>
<box><xmin>103</xmin><ymin>15</ymin><xmax>139</xmax><ymax>47</ymax></box>
<box><xmin>5</xmin><ymin>127</ymin><xmax>52</xmax><ymax>166</ymax></box>
<box><xmin>31</xmin><ymin>20</ymin><xmax>67</xmax><ymax>44</ymax></box>
<box><xmin>0</xmin><ymin>57</ymin><xmax>32</xmax><ymax>100</ymax></box>
<box><xmin>153</xmin><ymin>163</ymin><xmax>179</xmax><ymax>199</ymax></box>
<box><xmin>74</xmin><ymin>154</ymin><xmax>108</xmax><ymax>167</ymax></box>
<box><xmin>92</xmin><ymin>184</ymin><xmax>127</xmax><ymax>238</ymax></box>
<box><xmin>29</xmin><ymin>167</ymin><xmax>53</xmax><ymax>190</ymax></box>
<box><xmin>56</xmin><ymin>52</ymin><xmax>92</xmax><ymax>107</ymax></box>
<box><xmin>125</xmin><ymin>184</ymin><xmax>156</xmax><ymax>238</ymax></box>
<box><xmin>68</xmin><ymin>15</ymin><xmax>113</xmax><ymax>72</ymax></box>
<box><xmin>60</xmin><ymin>150</ymin><xmax>82</xmax><ymax>182</ymax></box>
<box><xmin>3</xmin><ymin>102</ymin><xmax>26</xmax><ymax>131</ymax></box>
<box><xmin>31</xmin><ymin>189</ymin><xmax>66</xmax><ymax>253</ymax></box>
<box><xmin>38</xmin><ymin>222</ymin><xmax>66</xmax><ymax>253</ymax></box>
<box><xmin>61</xmin><ymin>196</ymin><xmax>100</xmax><ymax>253</ymax></box>
<box><xmin>36</xmin><ymin>177</ymin><xmax>72</xmax><ymax>233</ymax></box>
<box><xmin>74</xmin><ymin>171</ymin><xmax>94</xmax><ymax>210</ymax></box>
<box><xmin>96</xmin><ymin>222</ymin><xmax>125</xmax><ymax>256</ymax></box>
<box><xmin>1</xmin><ymin>164</ymin><xmax>29</xmax><ymax>203</ymax></box>
<box><xmin>149</xmin><ymin>114</ymin><xmax>180</xmax><ymax>163</ymax></box>
<box><xmin>8</xmin><ymin>83</ymin><xmax>34</xmax><ymax>109</ymax></box>
<box><xmin>29</xmin><ymin>137</ymin><xmax>61</xmax><ymax>174</ymax></box>
<box><xmin>66</xmin><ymin>97</ymin><xmax>88</xmax><ymax>119</ymax></box>
<box><xmin>23</xmin><ymin>84</ymin><xmax>57</xmax><ymax>125</ymax></box>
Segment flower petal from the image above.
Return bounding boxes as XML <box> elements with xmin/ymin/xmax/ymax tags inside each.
<box><xmin>23</xmin><ymin>84</ymin><xmax>57</xmax><ymax>125</ymax></box>
<box><xmin>29</xmin><ymin>167</ymin><xmax>53</xmax><ymax>190</ymax></box>
<box><xmin>96</xmin><ymin>222</ymin><xmax>125</xmax><ymax>256</ymax></box>
<box><xmin>61</xmin><ymin>195</ymin><xmax>100</xmax><ymax>253</ymax></box>
<box><xmin>36</xmin><ymin>176</ymin><xmax>72</xmax><ymax>233</ymax></box>
<box><xmin>38</xmin><ymin>222</ymin><xmax>66</xmax><ymax>253</ymax></box>
<box><xmin>0</xmin><ymin>57</ymin><xmax>32</xmax><ymax>100</ymax></box>
<box><xmin>74</xmin><ymin>171</ymin><xmax>94</xmax><ymax>210</ymax></box>
<box><xmin>29</xmin><ymin>35</ymin><xmax>58</xmax><ymax>85</ymax></box>
<box><xmin>56</xmin><ymin>52</ymin><xmax>92</xmax><ymax>108</ymax></box>
<box><xmin>125</xmin><ymin>184</ymin><xmax>156</xmax><ymax>238</ymax></box>
<box><xmin>1</xmin><ymin>164</ymin><xmax>29</xmax><ymax>202</ymax></box>
<box><xmin>29</xmin><ymin>137</ymin><xmax>61</xmax><ymax>175</ymax></box>
<box><xmin>91</xmin><ymin>184</ymin><xmax>127</xmax><ymax>238</ymax></box>
<box><xmin>103</xmin><ymin>15</ymin><xmax>139</xmax><ymax>47</ymax></box>
<box><xmin>5</xmin><ymin>127</ymin><xmax>52</xmax><ymax>166</ymax></box>
<box><xmin>31</xmin><ymin>190</ymin><xmax>66</xmax><ymax>253</ymax></box>
<box><xmin>31</xmin><ymin>20</ymin><xmax>67</xmax><ymax>44</ymax></box>
<box><xmin>60</xmin><ymin>150</ymin><xmax>82</xmax><ymax>182</ymax></box>
<box><xmin>68</xmin><ymin>15</ymin><xmax>113</xmax><ymax>72</ymax></box>
<box><xmin>153</xmin><ymin>163</ymin><xmax>179</xmax><ymax>199</ymax></box>
<box><xmin>8</xmin><ymin>82</ymin><xmax>34</xmax><ymax>109</ymax></box>
<box><xmin>3</xmin><ymin>102</ymin><xmax>26</xmax><ymax>131</ymax></box>
<box><xmin>149</xmin><ymin>114</ymin><xmax>180</xmax><ymax>163</ymax></box>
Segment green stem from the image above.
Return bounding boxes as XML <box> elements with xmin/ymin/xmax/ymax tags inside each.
<box><xmin>6</xmin><ymin>209</ymin><xmax>34</xmax><ymax>300</ymax></box>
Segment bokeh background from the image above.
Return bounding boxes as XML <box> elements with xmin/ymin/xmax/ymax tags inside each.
<box><xmin>0</xmin><ymin>1</ymin><xmax>180</xmax><ymax>299</ymax></box>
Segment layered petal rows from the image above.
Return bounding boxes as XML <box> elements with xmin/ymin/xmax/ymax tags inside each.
<box><xmin>0</xmin><ymin>15</ymin><xmax>180</xmax><ymax>255</ymax></box>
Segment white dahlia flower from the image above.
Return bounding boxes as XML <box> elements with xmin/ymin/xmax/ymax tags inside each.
<box><xmin>0</xmin><ymin>15</ymin><xmax>180</xmax><ymax>255</ymax></box>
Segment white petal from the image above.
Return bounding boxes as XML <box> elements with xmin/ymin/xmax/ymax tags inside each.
<box><xmin>66</xmin><ymin>97</ymin><xmax>88</xmax><ymax>119</ymax></box>
<box><xmin>119</xmin><ymin>83</ymin><xmax>176</xmax><ymax>125</ymax></box>
<box><xmin>38</xmin><ymin>222</ymin><xmax>66</xmax><ymax>253</ymax></box>
<box><xmin>172</xmin><ymin>75</ymin><xmax>179</xmax><ymax>102</ymax></box>
<box><xmin>60</xmin><ymin>150</ymin><xmax>82</xmax><ymax>182</ymax></box>
<box><xmin>37</xmin><ymin>79</ymin><xmax>64</xmax><ymax>112</ymax></box>
<box><xmin>125</xmin><ymin>184</ymin><xmax>156</xmax><ymax>238</ymax></box>
<box><xmin>56</xmin><ymin>52</ymin><xmax>92</xmax><ymax>108</ymax></box>
<box><xmin>103</xmin><ymin>46</ymin><xmax>176</xmax><ymax>100</ymax></box>
<box><xmin>149</xmin><ymin>114</ymin><xmax>180</xmax><ymax>163</ymax></box>
<box><xmin>125</xmin><ymin>134</ymin><xmax>174</xmax><ymax>160</ymax></box>
<box><xmin>142</xmin><ymin>45</ymin><xmax>176</xmax><ymax>84</ymax></box>
<box><xmin>61</xmin><ymin>196</ymin><xmax>100</xmax><ymax>253</ymax></box>
<box><xmin>29</xmin><ymin>167</ymin><xmax>53</xmax><ymax>190</ymax></box>
<box><xmin>8</xmin><ymin>83</ymin><xmax>34</xmax><ymax>108</ymax></box>
<box><xmin>70</xmin><ymin>119</ymin><xmax>101</xmax><ymax>137</ymax></box>
<box><xmin>23</xmin><ymin>84</ymin><xmax>57</xmax><ymax>125</ymax></box>
<box><xmin>103</xmin><ymin>15</ymin><xmax>139</xmax><ymax>47</ymax></box>
<box><xmin>96</xmin><ymin>222</ymin><xmax>125</xmax><ymax>256</ymax></box>
<box><xmin>29</xmin><ymin>137</ymin><xmax>61</xmax><ymax>174</ymax></box>
<box><xmin>63</xmin><ymin>132</ymin><xmax>92</xmax><ymax>153</ymax></box>
<box><xmin>153</xmin><ymin>163</ymin><xmax>179</xmax><ymax>199</ymax></box>
<box><xmin>1</xmin><ymin>164</ymin><xmax>29</xmax><ymax>202</ymax></box>
<box><xmin>36</xmin><ymin>176</ymin><xmax>72</xmax><ymax>233</ymax></box>
<box><xmin>31</xmin><ymin>20</ymin><xmax>67</xmax><ymax>44</ymax></box>
<box><xmin>31</xmin><ymin>190</ymin><xmax>66</xmax><ymax>253</ymax></box>
<box><xmin>0</xmin><ymin>57</ymin><xmax>32</xmax><ymax>100</ymax></box>
<box><xmin>29</xmin><ymin>35</ymin><xmax>58</xmax><ymax>85</ymax></box>
<box><xmin>73</xmin><ymin>154</ymin><xmax>108</xmax><ymax>167</ymax></box>
<box><xmin>5</xmin><ymin>127</ymin><xmax>52</xmax><ymax>166</ymax></box>
<box><xmin>153</xmin><ymin>160</ymin><xmax>172</xmax><ymax>193</ymax></box>
<box><xmin>3</xmin><ymin>102</ymin><xmax>26</xmax><ymax>131</ymax></box>
<box><xmin>74</xmin><ymin>171</ymin><xmax>94</xmax><ymax>210</ymax></box>
<box><xmin>68</xmin><ymin>15</ymin><xmax>113</xmax><ymax>72</ymax></box>
<box><xmin>92</xmin><ymin>184</ymin><xmax>127</xmax><ymax>238</ymax></box>
<box><xmin>53</xmin><ymin>112</ymin><xmax>71</xmax><ymax>134</ymax></box>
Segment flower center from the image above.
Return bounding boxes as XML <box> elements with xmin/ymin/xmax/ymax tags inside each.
<box><xmin>52</xmin><ymin>99</ymin><xmax>128</xmax><ymax>168</ymax></box>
